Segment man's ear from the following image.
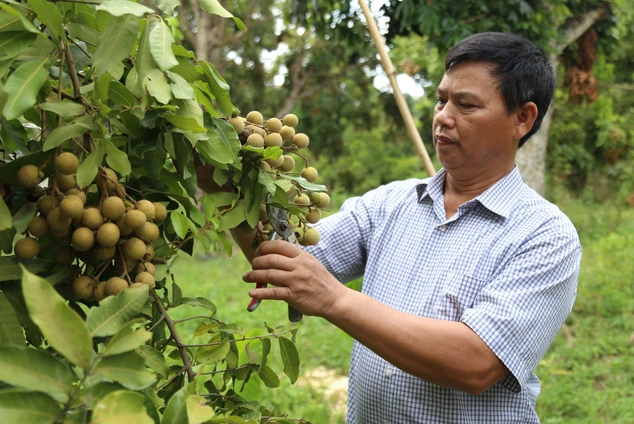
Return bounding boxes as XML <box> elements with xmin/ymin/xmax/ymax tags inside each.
<box><xmin>514</xmin><ymin>102</ymin><xmax>539</xmax><ymax>141</ymax></box>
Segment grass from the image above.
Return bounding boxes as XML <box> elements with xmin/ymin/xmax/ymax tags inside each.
<box><xmin>169</xmin><ymin>194</ymin><xmax>634</xmax><ymax>423</ymax></box>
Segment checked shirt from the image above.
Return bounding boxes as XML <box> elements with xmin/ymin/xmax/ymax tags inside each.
<box><xmin>305</xmin><ymin>167</ymin><xmax>582</xmax><ymax>423</ymax></box>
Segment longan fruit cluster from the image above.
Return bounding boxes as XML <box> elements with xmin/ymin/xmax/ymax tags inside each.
<box><xmin>14</xmin><ymin>151</ymin><xmax>168</xmax><ymax>303</ymax></box>
<box><xmin>226</xmin><ymin>112</ymin><xmax>329</xmax><ymax>246</ymax></box>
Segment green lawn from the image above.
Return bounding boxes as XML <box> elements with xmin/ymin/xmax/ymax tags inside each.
<box><xmin>169</xmin><ymin>196</ymin><xmax>634</xmax><ymax>423</ymax></box>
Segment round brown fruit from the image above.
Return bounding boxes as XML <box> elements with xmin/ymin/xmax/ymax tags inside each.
<box><xmin>246</xmin><ymin>133</ymin><xmax>264</xmax><ymax>148</ymax></box>
<box><xmin>135</xmin><ymin>271</ymin><xmax>156</xmax><ymax>290</ymax></box>
<box><xmin>90</xmin><ymin>245</ymin><xmax>116</xmax><ymax>262</ymax></box>
<box><xmin>264</xmin><ymin>132</ymin><xmax>283</xmax><ymax>147</ymax></box>
<box><xmin>65</xmin><ymin>189</ymin><xmax>86</xmax><ymax>204</ymax></box>
<box><xmin>153</xmin><ymin>202</ymin><xmax>167</xmax><ymax>222</ymax></box>
<box><xmin>228</xmin><ymin>116</ymin><xmax>245</xmax><ymax>133</ymax></box>
<box><xmin>123</xmin><ymin>237</ymin><xmax>147</xmax><ymax>261</ymax></box>
<box><xmin>280</xmin><ymin>156</ymin><xmax>296</xmax><ymax>172</ymax></box>
<box><xmin>301</xmin><ymin>166</ymin><xmax>318</xmax><ymax>183</ymax></box>
<box><xmin>124</xmin><ymin>209</ymin><xmax>146</xmax><ymax>230</ymax></box>
<box><xmin>300</xmin><ymin>227</ymin><xmax>320</xmax><ymax>246</ymax></box>
<box><xmin>90</xmin><ymin>281</ymin><xmax>108</xmax><ymax>302</ymax></box>
<box><xmin>265</xmin><ymin>117</ymin><xmax>283</xmax><ymax>133</ymax></box>
<box><xmin>71</xmin><ymin>276</ymin><xmax>95</xmax><ymax>300</ymax></box>
<box><xmin>96</xmin><ymin>222</ymin><xmax>120</xmax><ymax>247</ymax></box>
<box><xmin>115</xmin><ymin>216</ymin><xmax>134</xmax><ymax>236</ymax></box>
<box><xmin>134</xmin><ymin>222</ymin><xmax>160</xmax><ymax>243</ymax></box>
<box><xmin>144</xmin><ymin>244</ymin><xmax>155</xmax><ymax>261</ymax></box>
<box><xmin>27</xmin><ymin>215</ymin><xmax>49</xmax><ymax>238</ymax></box>
<box><xmin>105</xmin><ymin>277</ymin><xmax>128</xmax><ymax>296</ymax></box>
<box><xmin>314</xmin><ymin>192</ymin><xmax>330</xmax><ymax>209</ymax></box>
<box><xmin>136</xmin><ymin>200</ymin><xmax>156</xmax><ymax>221</ymax></box>
<box><xmin>37</xmin><ymin>195</ymin><xmax>59</xmax><ymax>217</ymax></box>
<box><xmin>53</xmin><ymin>246</ymin><xmax>76</xmax><ymax>266</ymax></box>
<box><xmin>14</xmin><ymin>238</ymin><xmax>40</xmax><ymax>260</ymax></box>
<box><xmin>135</xmin><ymin>262</ymin><xmax>156</xmax><ymax>276</ymax></box>
<box><xmin>293</xmin><ymin>193</ymin><xmax>310</xmax><ymax>208</ymax></box>
<box><xmin>47</xmin><ymin>207</ymin><xmax>72</xmax><ymax>231</ymax></box>
<box><xmin>95</xmin><ymin>168</ymin><xmax>118</xmax><ymax>192</ymax></box>
<box><xmin>81</xmin><ymin>207</ymin><xmax>104</xmax><ymax>230</ymax></box>
<box><xmin>55</xmin><ymin>152</ymin><xmax>79</xmax><ymax>175</ymax></box>
<box><xmin>57</xmin><ymin>173</ymin><xmax>77</xmax><ymax>191</ymax></box>
<box><xmin>101</xmin><ymin>196</ymin><xmax>126</xmax><ymax>221</ymax></box>
<box><xmin>246</xmin><ymin>111</ymin><xmax>264</xmax><ymax>125</ymax></box>
<box><xmin>71</xmin><ymin>227</ymin><xmax>95</xmax><ymax>252</ymax></box>
<box><xmin>17</xmin><ymin>165</ymin><xmax>40</xmax><ymax>189</ymax></box>
<box><xmin>280</xmin><ymin>125</ymin><xmax>295</xmax><ymax>141</ymax></box>
<box><xmin>266</xmin><ymin>155</ymin><xmax>285</xmax><ymax>169</ymax></box>
<box><xmin>60</xmin><ymin>195</ymin><xmax>85</xmax><ymax>219</ymax></box>
<box><xmin>283</xmin><ymin>113</ymin><xmax>299</xmax><ymax>127</ymax></box>
<box><xmin>292</xmin><ymin>133</ymin><xmax>309</xmax><ymax>149</ymax></box>
<box><xmin>305</xmin><ymin>208</ymin><xmax>321</xmax><ymax>224</ymax></box>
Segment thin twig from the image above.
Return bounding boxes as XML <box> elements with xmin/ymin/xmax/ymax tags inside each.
<box><xmin>65</xmin><ymin>47</ymin><xmax>82</xmax><ymax>101</ymax></box>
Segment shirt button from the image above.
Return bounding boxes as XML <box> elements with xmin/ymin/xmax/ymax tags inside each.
<box><xmin>439</xmin><ymin>224</ymin><xmax>447</xmax><ymax>232</ymax></box>
<box><xmin>385</xmin><ymin>368</ymin><xmax>392</xmax><ymax>378</ymax></box>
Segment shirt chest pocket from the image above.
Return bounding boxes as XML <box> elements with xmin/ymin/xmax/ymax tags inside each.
<box><xmin>436</xmin><ymin>272</ymin><xmax>489</xmax><ymax>321</ymax></box>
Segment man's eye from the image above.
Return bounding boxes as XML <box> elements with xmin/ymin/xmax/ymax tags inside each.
<box><xmin>436</xmin><ymin>98</ymin><xmax>446</xmax><ymax>105</ymax></box>
<box><xmin>459</xmin><ymin>103</ymin><xmax>474</xmax><ymax>109</ymax></box>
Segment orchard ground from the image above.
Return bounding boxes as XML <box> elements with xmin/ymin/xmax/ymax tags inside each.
<box><xmin>172</xmin><ymin>192</ymin><xmax>634</xmax><ymax>424</ymax></box>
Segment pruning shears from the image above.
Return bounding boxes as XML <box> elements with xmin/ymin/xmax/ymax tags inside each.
<box><xmin>246</xmin><ymin>198</ymin><xmax>303</xmax><ymax>322</ymax></box>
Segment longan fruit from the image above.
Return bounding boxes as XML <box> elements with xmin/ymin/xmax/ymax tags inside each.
<box><xmin>50</xmin><ymin>225</ymin><xmax>71</xmax><ymax>239</ymax></box>
<box><xmin>283</xmin><ymin>113</ymin><xmax>299</xmax><ymax>127</ymax></box>
<box><xmin>125</xmin><ymin>209</ymin><xmax>147</xmax><ymax>230</ymax></box>
<box><xmin>65</xmin><ymin>188</ymin><xmax>86</xmax><ymax>204</ymax></box>
<box><xmin>71</xmin><ymin>276</ymin><xmax>95</xmax><ymax>300</ymax></box>
<box><xmin>153</xmin><ymin>202</ymin><xmax>167</xmax><ymax>222</ymax></box>
<box><xmin>27</xmin><ymin>215</ymin><xmax>49</xmax><ymax>238</ymax></box>
<box><xmin>246</xmin><ymin>111</ymin><xmax>263</xmax><ymax>125</ymax></box>
<box><xmin>293</xmin><ymin>193</ymin><xmax>310</xmax><ymax>208</ymax></box>
<box><xmin>14</xmin><ymin>238</ymin><xmax>40</xmax><ymax>260</ymax></box>
<box><xmin>60</xmin><ymin>195</ymin><xmax>85</xmax><ymax>219</ymax></box>
<box><xmin>115</xmin><ymin>216</ymin><xmax>134</xmax><ymax>236</ymax></box>
<box><xmin>228</xmin><ymin>116</ymin><xmax>245</xmax><ymax>134</ymax></box>
<box><xmin>305</xmin><ymin>208</ymin><xmax>321</xmax><ymax>224</ymax></box>
<box><xmin>314</xmin><ymin>192</ymin><xmax>330</xmax><ymax>209</ymax></box>
<box><xmin>96</xmin><ymin>222</ymin><xmax>120</xmax><ymax>247</ymax></box>
<box><xmin>128</xmin><ymin>282</ymin><xmax>145</xmax><ymax>289</ymax></box>
<box><xmin>134</xmin><ymin>222</ymin><xmax>159</xmax><ymax>243</ymax></box>
<box><xmin>90</xmin><ymin>281</ymin><xmax>108</xmax><ymax>302</ymax></box>
<box><xmin>53</xmin><ymin>246</ymin><xmax>76</xmax><ymax>266</ymax></box>
<box><xmin>264</xmin><ymin>132</ymin><xmax>283</xmax><ymax>147</ymax></box>
<box><xmin>123</xmin><ymin>237</ymin><xmax>146</xmax><ymax>261</ymax></box>
<box><xmin>57</xmin><ymin>173</ymin><xmax>77</xmax><ymax>191</ymax></box>
<box><xmin>81</xmin><ymin>207</ymin><xmax>104</xmax><ymax>230</ymax></box>
<box><xmin>265</xmin><ymin>117</ymin><xmax>282</xmax><ymax>133</ymax></box>
<box><xmin>71</xmin><ymin>227</ymin><xmax>95</xmax><ymax>252</ymax></box>
<box><xmin>144</xmin><ymin>244</ymin><xmax>154</xmax><ymax>261</ymax></box>
<box><xmin>259</xmin><ymin>161</ymin><xmax>273</xmax><ymax>173</ymax></box>
<box><xmin>266</xmin><ymin>155</ymin><xmax>285</xmax><ymax>169</ymax></box>
<box><xmin>292</xmin><ymin>133</ymin><xmax>309</xmax><ymax>149</ymax></box>
<box><xmin>135</xmin><ymin>262</ymin><xmax>156</xmax><ymax>276</ymax></box>
<box><xmin>136</xmin><ymin>200</ymin><xmax>155</xmax><ymax>221</ymax></box>
<box><xmin>300</xmin><ymin>227</ymin><xmax>320</xmax><ymax>246</ymax></box>
<box><xmin>17</xmin><ymin>165</ymin><xmax>40</xmax><ymax>189</ymax></box>
<box><xmin>37</xmin><ymin>195</ymin><xmax>59</xmax><ymax>217</ymax></box>
<box><xmin>90</xmin><ymin>245</ymin><xmax>116</xmax><ymax>262</ymax></box>
<box><xmin>246</xmin><ymin>133</ymin><xmax>264</xmax><ymax>148</ymax></box>
<box><xmin>55</xmin><ymin>152</ymin><xmax>79</xmax><ymax>175</ymax></box>
<box><xmin>301</xmin><ymin>167</ymin><xmax>318</xmax><ymax>183</ymax></box>
<box><xmin>101</xmin><ymin>196</ymin><xmax>126</xmax><ymax>221</ymax></box>
<box><xmin>280</xmin><ymin>155</ymin><xmax>296</xmax><ymax>172</ymax></box>
<box><xmin>134</xmin><ymin>271</ymin><xmax>156</xmax><ymax>290</ymax></box>
<box><xmin>47</xmin><ymin>207</ymin><xmax>72</xmax><ymax>231</ymax></box>
<box><xmin>95</xmin><ymin>168</ymin><xmax>118</xmax><ymax>192</ymax></box>
<box><xmin>280</xmin><ymin>125</ymin><xmax>295</xmax><ymax>141</ymax></box>
<box><xmin>105</xmin><ymin>277</ymin><xmax>128</xmax><ymax>297</ymax></box>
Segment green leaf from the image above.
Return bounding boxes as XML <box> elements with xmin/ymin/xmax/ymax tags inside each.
<box><xmin>77</xmin><ymin>140</ymin><xmax>104</xmax><ymax>188</ymax></box>
<box><xmin>217</xmin><ymin>202</ymin><xmax>245</xmax><ymax>231</ymax></box>
<box><xmin>276</xmin><ymin>173</ymin><xmax>328</xmax><ymax>193</ymax></box>
<box><xmin>169</xmin><ymin>211</ymin><xmax>189</xmax><ymax>238</ymax></box>
<box><xmin>178</xmin><ymin>297</ymin><xmax>217</xmax><ymax>315</ymax></box>
<box><xmin>0</xmin><ymin>4</ymin><xmax>40</xmax><ymax>34</ymax></box>
<box><xmin>0</xmin><ymin>31</ymin><xmax>37</xmax><ymax>60</ymax></box>
<box><xmin>257</xmin><ymin>364</ymin><xmax>280</xmax><ymax>388</ymax></box>
<box><xmin>278</xmin><ymin>336</ymin><xmax>300</xmax><ymax>384</ymax></box>
<box><xmin>93</xmin><ymin>14</ymin><xmax>139</xmax><ymax>76</ymax></box>
<box><xmin>199</xmin><ymin>61</ymin><xmax>233</xmax><ymax>116</ymax></box>
<box><xmin>0</xmin><ymin>389</ymin><xmax>60</xmax><ymax>424</ymax></box>
<box><xmin>93</xmin><ymin>351</ymin><xmax>156</xmax><ymax>390</ymax></box>
<box><xmin>105</xmin><ymin>139</ymin><xmax>132</xmax><ymax>176</ymax></box>
<box><xmin>258</xmin><ymin>337</ymin><xmax>271</xmax><ymax>373</ymax></box>
<box><xmin>27</xmin><ymin>0</ymin><xmax>65</xmax><ymax>41</ymax></box>
<box><xmin>196</xmin><ymin>132</ymin><xmax>234</xmax><ymax>165</ymax></box>
<box><xmin>21</xmin><ymin>266</ymin><xmax>93</xmax><ymax>371</ymax></box>
<box><xmin>91</xmin><ymin>390</ymin><xmax>154</xmax><ymax>424</ymax></box>
<box><xmin>161</xmin><ymin>382</ymin><xmax>195</xmax><ymax>424</ymax></box>
<box><xmin>167</xmin><ymin>70</ymin><xmax>195</xmax><ymax>100</ymax></box>
<box><xmin>38</xmin><ymin>100</ymin><xmax>85</xmax><ymax>118</ymax></box>
<box><xmin>144</xmin><ymin>136</ymin><xmax>167</xmax><ymax>179</ymax></box>
<box><xmin>149</xmin><ymin>18</ymin><xmax>178</xmax><ymax>71</ymax></box>
<box><xmin>2</xmin><ymin>58</ymin><xmax>48</xmax><ymax>120</ymax></box>
<box><xmin>0</xmin><ymin>82</ymin><xmax>7</xmax><ymax>116</ymax></box>
<box><xmin>135</xmin><ymin>20</ymin><xmax>157</xmax><ymax>94</ymax></box>
<box><xmin>0</xmin><ymin>346</ymin><xmax>74</xmax><ymax>402</ymax></box>
<box><xmin>102</xmin><ymin>319</ymin><xmax>152</xmax><ymax>356</ymax></box>
<box><xmin>0</xmin><ymin>257</ymin><xmax>50</xmax><ymax>282</ymax></box>
<box><xmin>96</xmin><ymin>0</ymin><xmax>154</xmax><ymax>17</ymax></box>
<box><xmin>65</xmin><ymin>23</ymin><xmax>100</xmax><ymax>46</ymax></box>
<box><xmin>163</xmin><ymin>114</ymin><xmax>207</xmax><ymax>133</ymax></box>
<box><xmin>86</xmin><ymin>285</ymin><xmax>149</xmax><ymax>338</ymax></box>
<box><xmin>153</xmin><ymin>0</ymin><xmax>179</xmax><ymax>15</ymax></box>
<box><xmin>146</xmin><ymin>68</ymin><xmax>171</xmax><ymax>104</ymax></box>
<box><xmin>0</xmin><ymin>197</ymin><xmax>11</xmax><ymax>231</ymax></box>
<box><xmin>186</xmin><ymin>395</ymin><xmax>215</xmax><ymax>423</ymax></box>
<box><xmin>108</xmin><ymin>80</ymin><xmax>138</xmax><ymax>109</ymax></box>
<box><xmin>136</xmin><ymin>345</ymin><xmax>169</xmax><ymax>379</ymax></box>
<box><xmin>197</xmin><ymin>0</ymin><xmax>246</xmax><ymax>30</ymax></box>
<box><xmin>0</xmin><ymin>292</ymin><xmax>25</xmax><ymax>347</ymax></box>
<box><xmin>196</xmin><ymin>336</ymin><xmax>230</xmax><ymax>365</ymax></box>
<box><xmin>43</xmin><ymin>114</ymin><xmax>94</xmax><ymax>151</ymax></box>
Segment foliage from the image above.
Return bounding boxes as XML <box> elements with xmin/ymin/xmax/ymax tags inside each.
<box><xmin>0</xmin><ymin>0</ymin><xmax>331</xmax><ymax>422</ymax></box>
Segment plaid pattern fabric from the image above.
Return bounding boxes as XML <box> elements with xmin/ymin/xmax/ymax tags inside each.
<box><xmin>305</xmin><ymin>167</ymin><xmax>581</xmax><ymax>423</ymax></box>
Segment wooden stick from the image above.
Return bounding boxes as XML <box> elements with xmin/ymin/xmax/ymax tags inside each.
<box><xmin>358</xmin><ymin>0</ymin><xmax>436</xmax><ymax>176</ymax></box>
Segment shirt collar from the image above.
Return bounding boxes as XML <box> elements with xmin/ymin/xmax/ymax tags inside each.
<box><xmin>416</xmin><ymin>166</ymin><xmax>524</xmax><ymax>219</ymax></box>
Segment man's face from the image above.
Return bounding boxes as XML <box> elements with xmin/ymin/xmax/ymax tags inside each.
<box><xmin>433</xmin><ymin>61</ymin><xmax>525</xmax><ymax>177</ymax></box>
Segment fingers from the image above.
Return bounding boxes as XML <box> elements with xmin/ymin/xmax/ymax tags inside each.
<box><xmin>248</xmin><ymin>285</ymin><xmax>293</xmax><ymax>302</ymax></box>
<box><xmin>255</xmin><ymin>240</ymin><xmax>302</xmax><ymax>258</ymax></box>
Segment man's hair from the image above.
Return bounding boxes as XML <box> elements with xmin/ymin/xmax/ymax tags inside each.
<box><xmin>445</xmin><ymin>32</ymin><xmax>555</xmax><ymax>148</ymax></box>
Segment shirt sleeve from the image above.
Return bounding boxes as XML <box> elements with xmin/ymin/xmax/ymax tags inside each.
<box><xmin>461</xmin><ymin>216</ymin><xmax>582</xmax><ymax>392</ymax></box>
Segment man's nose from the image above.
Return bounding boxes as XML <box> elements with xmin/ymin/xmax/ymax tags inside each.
<box><xmin>434</xmin><ymin>103</ymin><xmax>456</xmax><ymax>128</ymax></box>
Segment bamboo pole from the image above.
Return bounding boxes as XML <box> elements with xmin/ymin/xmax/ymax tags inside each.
<box><xmin>358</xmin><ymin>0</ymin><xmax>436</xmax><ymax>176</ymax></box>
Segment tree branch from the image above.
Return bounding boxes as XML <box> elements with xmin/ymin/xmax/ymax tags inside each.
<box><xmin>555</xmin><ymin>7</ymin><xmax>607</xmax><ymax>53</ymax></box>
<box><xmin>65</xmin><ymin>47</ymin><xmax>82</xmax><ymax>101</ymax></box>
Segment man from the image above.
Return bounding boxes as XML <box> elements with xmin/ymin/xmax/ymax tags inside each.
<box><xmin>240</xmin><ymin>32</ymin><xmax>582</xmax><ymax>423</ymax></box>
